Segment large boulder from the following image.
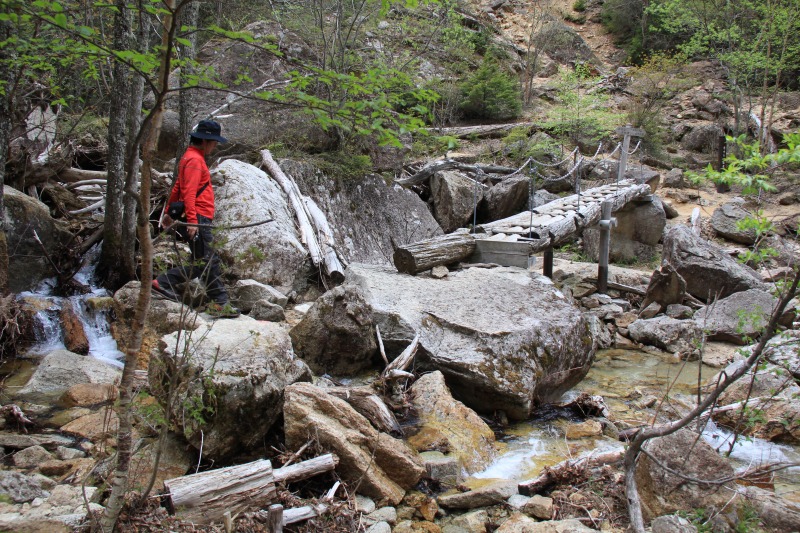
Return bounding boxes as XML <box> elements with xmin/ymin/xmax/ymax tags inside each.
<box><xmin>281</xmin><ymin>160</ymin><xmax>442</xmax><ymax>267</ymax></box>
<box><xmin>681</xmin><ymin>124</ymin><xmax>723</xmax><ymax>153</ymax></box>
<box><xmin>763</xmin><ymin>330</ymin><xmax>800</xmax><ymax>379</ymax></box>
<box><xmin>710</xmin><ymin>200</ymin><xmax>757</xmax><ymax>245</ymax></box>
<box><xmin>112</xmin><ymin>281</ymin><xmax>209</xmax><ymax>361</ymax></box>
<box><xmin>212</xmin><ymin>160</ymin><xmax>311</xmax><ymax>290</ymax></box>
<box><xmin>284</xmin><ymin>382</ymin><xmax>424</xmax><ymax>505</ymax></box>
<box><xmin>16</xmin><ymin>350</ymin><xmax>121</xmax><ymax>402</ymax></box>
<box><xmin>430</xmin><ymin>170</ymin><xmax>478</xmax><ymax>233</ymax></box>
<box><xmin>627</xmin><ymin>316</ymin><xmax>702</xmax><ymax>356</ymax></box>
<box><xmin>150</xmin><ymin>316</ymin><xmax>311</xmax><ymax>460</ymax></box>
<box><xmin>662</xmin><ymin>225</ymin><xmax>765</xmax><ymax>301</ymax></box>
<box><xmin>635</xmin><ymin>429</ymin><xmax>738</xmax><ymax>527</ymax></box>
<box><xmin>408</xmin><ymin>371</ymin><xmax>497</xmax><ymax>475</ymax></box>
<box><xmin>693</xmin><ymin>289</ymin><xmax>793</xmax><ymax>344</ymax></box>
<box><xmin>4</xmin><ymin>186</ymin><xmax>73</xmax><ymax>292</ymax></box>
<box><xmin>289</xmin><ymin>284</ymin><xmax>378</xmax><ymax>375</ymax></box>
<box><xmin>481</xmin><ymin>178</ymin><xmax>558</xmax><ymax>223</ymax></box>
<box><xmin>295</xmin><ymin>264</ymin><xmax>595</xmax><ymax>419</ymax></box>
<box><xmin>712</xmin><ymin>359</ymin><xmax>800</xmax><ymax>443</ymax></box>
<box><xmin>583</xmin><ymin>197</ymin><xmax>666</xmax><ymax>263</ymax></box>
<box><xmin>157</xmin><ymin>22</ymin><xmax>326</xmax><ymax>159</ymax></box>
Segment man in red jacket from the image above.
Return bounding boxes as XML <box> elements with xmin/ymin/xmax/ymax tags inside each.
<box><xmin>152</xmin><ymin>120</ymin><xmax>240</xmax><ymax>318</ymax></box>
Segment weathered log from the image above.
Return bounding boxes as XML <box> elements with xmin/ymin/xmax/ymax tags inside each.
<box><xmin>164</xmin><ymin>459</ymin><xmax>277</xmax><ymax>523</ymax></box>
<box><xmin>164</xmin><ymin>454</ymin><xmax>336</xmax><ymax>524</ymax></box>
<box><xmin>259</xmin><ymin>482</ymin><xmax>340</xmax><ymax>528</ymax></box>
<box><xmin>261</xmin><ymin>150</ymin><xmax>323</xmax><ymax>263</ymax></box>
<box><xmin>261</xmin><ymin>150</ymin><xmax>344</xmax><ymax>282</ymax></box>
<box><xmin>327</xmin><ymin>387</ymin><xmax>402</xmax><ymax>435</ymax></box>
<box><xmin>303</xmin><ymin>196</ymin><xmax>345</xmax><ymax>283</ymax></box>
<box><xmin>273</xmin><ymin>454</ymin><xmax>338</xmax><ymax>484</ymax></box>
<box><xmin>422</xmin><ymin>122</ymin><xmax>535</xmax><ymax>140</ymax></box>
<box><xmin>518</xmin><ymin>449</ymin><xmax>624</xmax><ymax>495</ymax></box>
<box><xmin>383</xmin><ymin>333</ymin><xmax>419</xmax><ymax>377</ymax></box>
<box><xmin>397</xmin><ymin>159</ymin><xmax>515</xmax><ymax>187</ymax></box>
<box><xmin>393</xmin><ymin>233</ymin><xmax>476</xmax><ymax>274</ymax></box>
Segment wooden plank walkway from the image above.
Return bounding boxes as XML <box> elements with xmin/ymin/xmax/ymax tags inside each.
<box><xmin>475</xmin><ymin>179</ymin><xmax>652</xmax><ymax>254</ymax></box>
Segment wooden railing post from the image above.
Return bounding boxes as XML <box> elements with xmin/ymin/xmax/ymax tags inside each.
<box><xmin>597</xmin><ymin>201</ymin><xmax>616</xmax><ymax>293</ymax></box>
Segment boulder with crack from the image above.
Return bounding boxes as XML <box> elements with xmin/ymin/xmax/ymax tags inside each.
<box><xmin>292</xmin><ymin>264</ymin><xmax>595</xmax><ymax>419</ymax></box>
<box><xmin>283</xmin><ymin>382</ymin><xmax>424</xmax><ymax>505</ymax></box>
<box><xmin>408</xmin><ymin>371</ymin><xmax>497</xmax><ymax>475</ymax></box>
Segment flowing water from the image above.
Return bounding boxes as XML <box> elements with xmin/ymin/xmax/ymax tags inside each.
<box><xmin>17</xmin><ymin>247</ymin><xmax>124</xmax><ymax>367</ymax></box>
<box><xmin>473</xmin><ymin>348</ymin><xmax>800</xmax><ymax>500</ymax></box>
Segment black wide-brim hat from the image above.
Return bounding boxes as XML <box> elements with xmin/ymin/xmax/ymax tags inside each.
<box><xmin>190</xmin><ymin>120</ymin><xmax>228</xmax><ymax>143</ymax></box>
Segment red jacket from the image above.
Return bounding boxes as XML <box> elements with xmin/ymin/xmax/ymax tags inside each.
<box><xmin>168</xmin><ymin>146</ymin><xmax>215</xmax><ymax>224</ymax></box>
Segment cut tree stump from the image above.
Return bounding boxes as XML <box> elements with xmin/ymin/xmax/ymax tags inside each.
<box><xmin>393</xmin><ymin>233</ymin><xmax>476</xmax><ymax>275</ymax></box>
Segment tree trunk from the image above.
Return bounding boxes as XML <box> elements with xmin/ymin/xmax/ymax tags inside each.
<box><xmin>97</xmin><ymin>0</ymin><xmax>134</xmax><ymax>290</ymax></box>
<box><xmin>174</xmin><ymin>0</ymin><xmax>199</xmax><ymax>175</ymax></box>
<box><xmin>0</xmin><ymin>15</ymin><xmax>14</xmax><ymax>295</ymax></box>
<box><xmin>101</xmin><ymin>1</ymin><xmax>179</xmax><ymax>530</ymax></box>
<box><xmin>392</xmin><ymin>233</ymin><xmax>476</xmax><ymax>275</ymax></box>
<box><xmin>121</xmin><ymin>3</ymin><xmax>150</xmax><ymax>283</ymax></box>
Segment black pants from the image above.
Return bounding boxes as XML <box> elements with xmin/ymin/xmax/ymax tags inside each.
<box><xmin>157</xmin><ymin>215</ymin><xmax>229</xmax><ymax>304</ymax></box>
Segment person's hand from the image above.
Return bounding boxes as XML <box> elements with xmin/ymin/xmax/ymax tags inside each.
<box><xmin>160</xmin><ymin>213</ymin><xmax>174</xmax><ymax>230</ymax></box>
<box><xmin>187</xmin><ymin>225</ymin><xmax>198</xmax><ymax>240</ymax></box>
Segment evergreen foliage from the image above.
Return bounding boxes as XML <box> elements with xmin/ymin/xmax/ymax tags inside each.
<box><xmin>458</xmin><ymin>55</ymin><xmax>522</xmax><ymax>121</ymax></box>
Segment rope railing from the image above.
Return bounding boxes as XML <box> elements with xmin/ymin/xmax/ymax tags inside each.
<box><xmin>626</xmin><ymin>139</ymin><xmax>642</xmax><ymax>155</ymax></box>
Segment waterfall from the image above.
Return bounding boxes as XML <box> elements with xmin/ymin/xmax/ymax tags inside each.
<box><xmin>18</xmin><ymin>246</ymin><xmax>124</xmax><ymax>367</ymax></box>
<box><xmin>749</xmin><ymin>112</ymin><xmax>778</xmax><ymax>157</ymax></box>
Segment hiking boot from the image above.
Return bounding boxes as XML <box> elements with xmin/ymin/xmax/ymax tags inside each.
<box><xmin>152</xmin><ymin>279</ymin><xmax>180</xmax><ymax>302</ymax></box>
<box><xmin>205</xmin><ymin>302</ymin><xmax>241</xmax><ymax>318</ymax></box>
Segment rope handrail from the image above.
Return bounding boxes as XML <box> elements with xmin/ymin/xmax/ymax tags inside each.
<box><xmin>627</xmin><ymin>139</ymin><xmax>642</xmax><ymax>155</ymax></box>
<box><xmin>529</xmin><ymin>146</ymin><xmax>580</xmax><ymax>169</ymax></box>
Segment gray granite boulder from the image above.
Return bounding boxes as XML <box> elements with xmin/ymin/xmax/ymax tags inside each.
<box><xmin>150</xmin><ymin>316</ymin><xmax>311</xmax><ymax>459</ymax></box>
<box><xmin>710</xmin><ymin>200</ymin><xmax>757</xmax><ymax>245</ymax></box>
<box><xmin>694</xmin><ymin>289</ymin><xmax>794</xmax><ymax>344</ymax></box>
<box><xmin>16</xmin><ymin>350</ymin><xmax>121</xmax><ymax>402</ymax></box>
<box><xmin>662</xmin><ymin>225</ymin><xmax>765</xmax><ymax>301</ymax></box>
<box><xmin>4</xmin><ymin>186</ymin><xmax>73</xmax><ymax>292</ymax></box>
<box><xmin>292</xmin><ymin>264</ymin><xmax>595</xmax><ymax>419</ymax></box>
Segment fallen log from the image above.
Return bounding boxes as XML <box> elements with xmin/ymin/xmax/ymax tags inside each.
<box><xmin>393</xmin><ymin>233</ymin><xmax>476</xmax><ymax>275</ymax></box>
<box><xmin>422</xmin><ymin>122</ymin><xmax>535</xmax><ymax>140</ymax></box>
<box><xmin>164</xmin><ymin>454</ymin><xmax>337</xmax><ymax>524</ymax></box>
<box><xmin>261</xmin><ymin>150</ymin><xmax>344</xmax><ymax>282</ymax></box>
<box><xmin>519</xmin><ymin>449</ymin><xmax>624</xmax><ymax>495</ymax></box>
<box><xmin>396</xmin><ymin>159</ymin><xmax>515</xmax><ymax>187</ymax></box>
<box><xmin>259</xmin><ymin>481</ymin><xmax>341</xmax><ymax>530</ymax></box>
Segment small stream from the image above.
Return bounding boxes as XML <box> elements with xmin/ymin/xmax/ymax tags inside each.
<box><xmin>473</xmin><ymin>348</ymin><xmax>800</xmax><ymax>500</ymax></box>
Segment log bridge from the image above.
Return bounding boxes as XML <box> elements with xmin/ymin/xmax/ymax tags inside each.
<box><xmin>393</xmin><ymin>179</ymin><xmax>653</xmax><ymax>285</ymax></box>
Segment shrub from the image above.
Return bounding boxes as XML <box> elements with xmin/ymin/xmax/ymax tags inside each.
<box><xmin>459</xmin><ymin>56</ymin><xmax>522</xmax><ymax>121</ymax></box>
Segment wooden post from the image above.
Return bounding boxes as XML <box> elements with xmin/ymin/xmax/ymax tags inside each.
<box><xmin>597</xmin><ymin>201</ymin><xmax>615</xmax><ymax>293</ymax></box>
<box><xmin>267</xmin><ymin>504</ymin><xmax>284</xmax><ymax>533</ymax></box>
<box><xmin>543</xmin><ymin>247</ymin><xmax>553</xmax><ymax>279</ymax></box>
<box><xmin>615</xmin><ymin>125</ymin><xmax>645</xmax><ymax>186</ymax></box>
